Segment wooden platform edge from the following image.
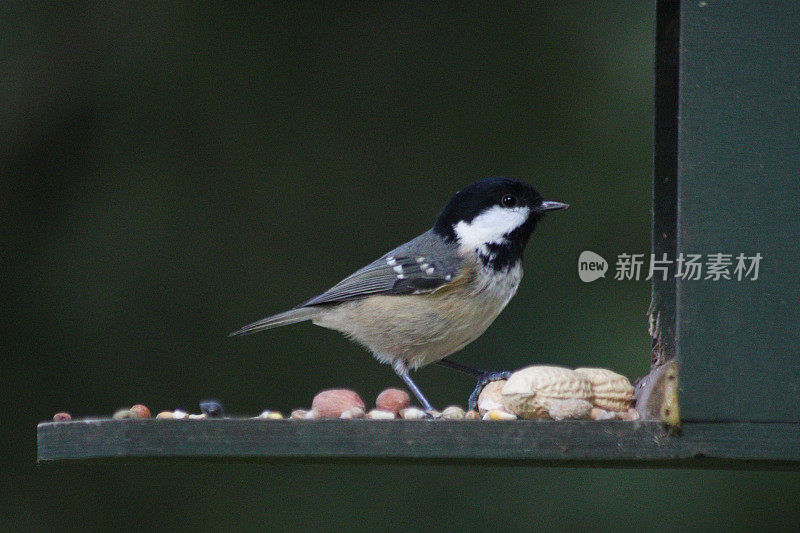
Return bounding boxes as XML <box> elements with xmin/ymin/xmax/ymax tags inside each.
<box><xmin>36</xmin><ymin>419</ymin><xmax>800</xmax><ymax>468</ymax></box>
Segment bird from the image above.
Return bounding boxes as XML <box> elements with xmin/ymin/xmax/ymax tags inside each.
<box><xmin>231</xmin><ymin>177</ymin><xmax>568</xmax><ymax>412</ymax></box>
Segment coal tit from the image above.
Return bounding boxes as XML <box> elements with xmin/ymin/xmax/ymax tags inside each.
<box><xmin>231</xmin><ymin>177</ymin><xmax>568</xmax><ymax>411</ymax></box>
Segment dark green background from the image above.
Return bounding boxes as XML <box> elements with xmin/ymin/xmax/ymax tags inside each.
<box><xmin>3</xmin><ymin>2</ymin><xmax>798</xmax><ymax>531</ymax></box>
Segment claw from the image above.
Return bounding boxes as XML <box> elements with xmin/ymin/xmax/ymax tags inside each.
<box><xmin>467</xmin><ymin>371</ymin><xmax>512</xmax><ymax>411</ymax></box>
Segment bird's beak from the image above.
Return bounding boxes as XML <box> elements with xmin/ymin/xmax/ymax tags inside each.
<box><xmin>536</xmin><ymin>199</ymin><xmax>569</xmax><ymax>213</ymax></box>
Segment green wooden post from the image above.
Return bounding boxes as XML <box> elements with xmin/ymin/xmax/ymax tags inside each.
<box><xmin>670</xmin><ymin>1</ymin><xmax>800</xmax><ymax>423</ymax></box>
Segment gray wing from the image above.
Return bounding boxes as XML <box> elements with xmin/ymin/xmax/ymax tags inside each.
<box><xmin>297</xmin><ymin>230</ymin><xmax>463</xmax><ymax>308</ymax></box>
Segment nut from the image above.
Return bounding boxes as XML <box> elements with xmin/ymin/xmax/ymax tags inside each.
<box><xmin>156</xmin><ymin>411</ymin><xmax>174</xmax><ymax>419</ymax></box>
<box><xmin>312</xmin><ymin>389</ymin><xmax>366</xmax><ymax>419</ymax></box>
<box><xmin>366</xmin><ymin>409</ymin><xmax>396</xmax><ymax>420</ymax></box>
<box><xmin>590</xmin><ymin>407</ymin><xmax>615</xmax><ymax>420</ymax></box>
<box><xmin>375</xmin><ymin>388</ymin><xmax>411</xmax><ymax>414</ymax></box>
<box><xmin>483</xmin><ymin>409</ymin><xmax>518</xmax><ymax>421</ymax></box>
<box><xmin>547</xmin><ymin>398</ymin><xmax>593</xmax><ymax>420</ymax></box>
<box><xmin>340</xmin><ymin>407</ymin><xmax>365</xmax><ymax>419</ymax></box>
<box><xmin>129</xmin><ymin>405</ymin><xmax>151</xmax><ymax>419</ymax></box>
<box><xmin>441</xmin><ymin>406</ymin><xmax>465</xmax><ymax>420</ymax></box>
<box><xmin>464</xmin><ymin>410</ymin><xmax>481</xmax><ymax>420</ymax></box>
<box><xmin>172</xmin><ymin>409</ymin><xmax>189</xmax><ymax>419</ymax></box>
<box><xmin>188</xmin><ymin>413</ymin><xmax>208</xmax><ymax>420</ymax></box>
<box><xmin>617</xmin><ymin>408</ymin><xmax>641</xmax><ymax>421</ymax></box>
<box><xmin>501</xmin><ymin>366</ymin><xmax>592</xmax><ymax>419</ymax></box>
<box><xmin>574</xmin><ymin>368</ymin><xmax>634</xmax><ymax>412</ymax></box>
<box><xmin>290</xmin><ymin>409</ymin><xmax>309</xmax><ymax>419</ymax></box>
<box><xmin>477</xmin><ymin>380</ymin><xmax>508</xmax><ymax>415</ymax></box>
<box><xmin>112</xmin><ymin>408</ymin><xmax>131</xmax><ymax>420</ymax></box>
<box><xmin>303</xmin><ymin>409</ymin><xmax>320</xmax><ymax>420</ymax></box>
<box><xmin>399</xmin><ymin>407</ymin><xmax>428</xmax><ymax>420</ymax></box>
<box><xmin>53</xmin><ymin>412</ymin><xmax>71</xmax><ymax>422</ymax></box>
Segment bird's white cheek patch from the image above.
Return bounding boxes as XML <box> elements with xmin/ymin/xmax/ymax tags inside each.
<box><xmin>454</xmin><ymin>206</ymin><xmax>530</xmax><ymax>250</ymax></box>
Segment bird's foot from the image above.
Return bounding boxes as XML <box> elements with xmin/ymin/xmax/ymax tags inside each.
<box><xmin>467</xmin><ymin>370</ymin><xmax>512</xmax><ymax>411</ymax></box>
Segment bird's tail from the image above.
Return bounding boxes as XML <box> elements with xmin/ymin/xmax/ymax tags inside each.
<box><xmin>229</xmin><ymin>307</ymin><xmax>320</xmax><ymax>336</ymax></box>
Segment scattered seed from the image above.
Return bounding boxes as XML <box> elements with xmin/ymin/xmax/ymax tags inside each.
<box><xmin>312</xmin><ymin>389</ymin><xmax>366</xmax><ymax>418</ymax></box>
<box><xmin>366</xmin><ymin>409</ymin><xmax>396</xmax><ymax>420</ymax></box>
<box><xmin>483</xmin><ymin>409</ymin><xmax>518</xmax><ymax>421</ymax></box>
<box><xmin>129</xmin><ymin>404</ymin><xmax>151</xmax><ymax>419</ymax></box>
<box><xmin>441</xmin><ymin>406</ymin><xmax>465</xmax><ymax>420</ymax></box>
<box><xmin>375</xmin><ymin>388</ymin><xmax>411</xmax><ymax>415</ymax></box>
<box><xmin>340</xmin><ymin>407</ymin><xmax>365</xmax><ymax>419</ymax></box>
<box><xmin>253</xmin><ymin>410</ymin><xmax>283</xmax><ymax>419</ymax></box>
<box><xmin>199</xmin><ymin>399</ymin><xmax>225</xmax><ymax>418</ymax></box>
<box><xmin>399</xmin><ymin>407</ymin><xmax>428</xmax><ymax>420</ymax></box>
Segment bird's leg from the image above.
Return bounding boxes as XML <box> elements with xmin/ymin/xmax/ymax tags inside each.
<box><xmin>436</xmin><ymin>358</ymin><xmax>512</xmax><ymax>411</ymax></box>
<box><xmin>392</xmin><ymin>359</ymin><xmax>435</xmax><ymax>412</ymax></box>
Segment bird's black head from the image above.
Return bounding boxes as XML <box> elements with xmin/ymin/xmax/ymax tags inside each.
<box><xmin>433</xmin><ymin>177</ymin><xmax>568</xmax><ymax>269</ymax></box>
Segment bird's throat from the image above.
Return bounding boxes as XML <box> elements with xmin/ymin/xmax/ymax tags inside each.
<box><xmin>477</xmin><ymin>240</ymin><xmax>524</xmax><ymax>272</ymax></box>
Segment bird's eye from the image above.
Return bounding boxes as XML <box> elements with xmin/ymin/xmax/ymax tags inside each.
<box><xmin>501</xmin><ymin>194</ymin><xmax>518</xmax><ymax>208</ymax></box>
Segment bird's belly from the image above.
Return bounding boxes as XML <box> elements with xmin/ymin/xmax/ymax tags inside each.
<box><xmin>314</xmin><ymin>264</ymin><xmax>522</xmax><ymax>369</ymax></box>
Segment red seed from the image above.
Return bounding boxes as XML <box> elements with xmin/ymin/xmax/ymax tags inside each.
<box><xmin>311</xmin><ymin>389</ymin><xmax>365</xmax><ymax>418</ymax></box>
<box><xmin>375</xmin><ymin>388</ymin><xmax>411</xmax><ymax>415</ymax></box>
<box><xmin>129</xmin><ymin>404</ymin><xmax>151</xmax><ymax>418</ymax></box>
<box><xmin>53</xmin><ymin>412</ymin><xmax>71</xmax><ymax>422</ymax></box>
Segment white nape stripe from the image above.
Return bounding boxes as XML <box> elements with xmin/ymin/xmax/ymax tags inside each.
<box><xmin>453</xmin><ymin>205</ymin><xmax>530</xmax><ymax>250</ymax></box>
